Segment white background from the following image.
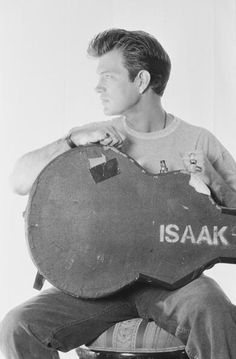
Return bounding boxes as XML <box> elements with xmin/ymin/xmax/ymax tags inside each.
<box><xmin>1</xmin><ymin>0</ymin><xmax>236</xmax><ymax>358</ymax></box>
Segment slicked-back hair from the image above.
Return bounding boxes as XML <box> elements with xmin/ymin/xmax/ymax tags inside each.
<box><xmin>87</xmin><ymin>28</ymin><xmax>171</xmax><ymax>96</ymax></box>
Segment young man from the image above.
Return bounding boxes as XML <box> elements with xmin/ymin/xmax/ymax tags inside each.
<box><xmin>1</xmin><ymin>29</ymin><xmax>236</xmax><ymax>359</ymax></box>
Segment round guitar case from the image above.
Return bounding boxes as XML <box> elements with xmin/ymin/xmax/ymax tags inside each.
<box><xmin>25</xmin><ymin>145</ymin><xmax>236</xmax><ymax>298</ymax></box>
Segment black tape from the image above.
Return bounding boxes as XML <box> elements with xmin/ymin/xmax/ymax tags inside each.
<box><xmin>89</xmin><ymin>158</ymin><xmax>120</xmax><ymax>183</ymax></box>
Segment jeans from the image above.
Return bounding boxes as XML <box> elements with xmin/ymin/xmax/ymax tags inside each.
<box><xmin>0</xmin><ymin>275</ymin><xmax>236</xmax><ymax>359</ymax></box>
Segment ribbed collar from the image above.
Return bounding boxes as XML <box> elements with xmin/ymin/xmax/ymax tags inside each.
<box><xmin>123</xmin><ymin>114</ymin><xmax>181</xmax><ymax>139</ymax></box>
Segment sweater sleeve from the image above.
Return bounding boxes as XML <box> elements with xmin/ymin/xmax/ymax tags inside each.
<box><xmin>197</xmin><ymin>129</ymin><xmax>236</xmax><ymax>192</ymax></box>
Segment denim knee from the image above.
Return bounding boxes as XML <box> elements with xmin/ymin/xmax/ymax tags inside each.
<box><xmin>141</xmin><ymin>275</ymin><xmax>233</xmax><ymax>333</ymax></box>
<box><xmin>186</xmin><ymin>276</ymin><xmax>232</xmax><ymax>316</ymax></box>
<box><xmin>0</xmin><ymin>305</ymin><xmax>27</xmax><ymax>348</ymax></box>
<box><xmin>0</xmin><ymin>305</ymin><xmax>60</xmax><ymax>359</ymax></box>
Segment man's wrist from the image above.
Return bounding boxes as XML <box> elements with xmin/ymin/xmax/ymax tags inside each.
<box><xmin>65</xmin><ymin>133</ymin><xmax>77</xmax><ymax>149</ymax></box>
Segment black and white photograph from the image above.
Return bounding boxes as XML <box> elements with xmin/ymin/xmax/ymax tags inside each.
<box><xmin>1</xmin><ymin>1</ymin><xmax>236</xmax><ymax>358</ymax></box>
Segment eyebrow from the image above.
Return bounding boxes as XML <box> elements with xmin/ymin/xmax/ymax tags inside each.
<box><xmin>97</xmin><ymin>70</ymin><xmax>114</xmax><ymax>75</ymax></box>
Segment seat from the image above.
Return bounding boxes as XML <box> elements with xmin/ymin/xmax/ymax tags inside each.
<box><xmin>76</xmin><ymin>318</ymin><xmax>188</xmax><ymax>358</ymax></box>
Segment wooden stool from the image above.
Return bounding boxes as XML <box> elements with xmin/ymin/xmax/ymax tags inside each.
<box><xmin>76</xmin><ymin>319</ymin><xmax>188</xmax><ymax>359</ymax></box>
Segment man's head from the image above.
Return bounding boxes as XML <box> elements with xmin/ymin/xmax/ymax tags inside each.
<box><xmin>88</xmin><ymin>28</ymin><xmax>171</xmax><ymax>97</ymax></box>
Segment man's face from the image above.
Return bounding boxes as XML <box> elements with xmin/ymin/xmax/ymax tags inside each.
<box><xmin>95</xmin><ymin>49</ymin><xmax>140</xmax><ymax>116</ymax></box>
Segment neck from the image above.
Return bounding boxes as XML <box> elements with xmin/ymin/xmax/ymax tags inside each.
<box><xmin>124</xmin><ymin>92</ymin><xmax>166</xmax><ymax>133</ymax></box>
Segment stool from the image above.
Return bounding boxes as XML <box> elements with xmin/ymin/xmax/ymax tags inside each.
<box><xmin>76</xmin><ymin>319</ymin><xmax>188</xmax><ymax>358</ymax></box>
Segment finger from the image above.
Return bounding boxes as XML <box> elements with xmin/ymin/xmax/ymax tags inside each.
<box><xmin>104</xmin><ymin>126</ymin><xmax>123</xmax><ymax>146</ymax></box>
<box><xmin>195</xmin><ymin>165</ymin><xmax>203</xmax><ymax>172</ymax></box>
<box><xmin>188</xmin><ymin>164</ymin><xmax>198</xmax><ymax>173</ymax></box>
<box><xmin>89</xmin><ymin>130</ymin><xmax>111</xmax><ymax>144</ymax></box>
<box><xmin>99</xmin><ymin>137</ymin><xmax>114</xmax><ymax>146</ymax></box>
<box><xmin>110</xmin><ymin>126</ymin><xmax>124</xmax><ymax>145</ymax></box>
<box><xmin>100</xmin><ymin>130</ymin><xmax>122</xmax><ymax>147</ymax></box>
<box><xmin>101</xmin><ymin>133</ymin><xmax>122</xmax><ymax>147</ymax></box>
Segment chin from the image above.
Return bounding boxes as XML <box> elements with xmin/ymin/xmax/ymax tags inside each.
<box><xmin>103</xmin><ymin>107</ymin><xmax>122</xmax><ymax>116</ymax></box>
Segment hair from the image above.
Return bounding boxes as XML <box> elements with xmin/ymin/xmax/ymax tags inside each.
<box><xmin>87</xmin><ymin>28</ymin><xmax>171</xmax><ymax>96</ymax></box>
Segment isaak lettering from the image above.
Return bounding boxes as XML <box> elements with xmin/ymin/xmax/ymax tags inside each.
<box><xmin>160</xmin><ymin>224</ymin><xmax>229</xmax><ymax>246</ymax></box>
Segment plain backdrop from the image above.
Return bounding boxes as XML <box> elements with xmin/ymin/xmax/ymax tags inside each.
<box><xmin>0</xmin><ymin>0</ymin><xmax>236</xmax><ymax>357</ymax></box>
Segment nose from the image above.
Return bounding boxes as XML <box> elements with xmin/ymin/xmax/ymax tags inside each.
<box><xmin>95</xmin><ymin>79</ymin><xmax>105</xmax><ymax>93</ymax></box>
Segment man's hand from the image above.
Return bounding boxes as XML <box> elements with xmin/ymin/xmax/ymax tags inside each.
<box><xmin>68</xmin><ymin>125</ymin><xmax>124</xmax><ymax>148</ymax></box>
<box><xmin>182</xmin><ymin>150</ymin><xmax>216</xmax><ymax>186</ymax></box>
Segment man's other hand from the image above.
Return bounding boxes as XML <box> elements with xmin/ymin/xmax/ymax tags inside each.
<box><xmin>68</xmin><ymin>125</ymin><xmax>124</xmax><ymax>148</ymax></box>
<box><xmin>182</xmin><ymin>150</ymin><xmax>216</xmax><ymax>186</ymax></box>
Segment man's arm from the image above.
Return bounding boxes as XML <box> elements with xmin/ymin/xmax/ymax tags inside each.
<box><xmin>207</xmin><ymin>171</ymin><xmax>236</xmax><ymax>208</ymax></box>
<box><xmin>10</xmin><ymin>124</ymin><xmax>123</xmax><ymax>196</ymax></box>
<box><xmin>10</xmin><ymin>138</ymin><xmax>70</xmax><ymax>196</ymax></box>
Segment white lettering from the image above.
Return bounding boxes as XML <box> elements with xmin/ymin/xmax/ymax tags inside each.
<box><xmin>197</xmin><ymin>226</ymin><xmax>212</xmax><ymax>245</ymax></box>
<box><xmin>159</xmin><ymin>224</ymin><xmax>229</xmax><ymax>246</ymax></box>
<box><xmin>165</xmin><ymin>224</ymin><xmax>179</xmax><ymax>243</ymax></box>
<box><xmin>160</xmin><ymin>224</ymin><xmax>165</xmax><ymax>242</ymax></box>
<box><xmin>180</xmin><ymin>225</ymin><xmax>196</xmax><ymax>244</ymax></box>
<box><xmin>213</xmin><ymin>226</ymin><xmax>228</xmax><ymax>246</ymax></box>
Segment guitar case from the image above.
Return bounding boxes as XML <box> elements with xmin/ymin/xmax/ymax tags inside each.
<box><xmin>25</xmin><ymin>145</ymin><xmax>236</xmax><ymax>298</ymax></box>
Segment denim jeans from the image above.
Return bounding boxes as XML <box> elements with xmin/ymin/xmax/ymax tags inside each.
<box><xmin>1</xmin><ymin>275</ymin><xmax>236</xmax><ymax>359</ymax></box>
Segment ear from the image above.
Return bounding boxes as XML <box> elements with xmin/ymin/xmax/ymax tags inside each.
<box><xmin>135</xmin><ymin>70</ymin><xmax>151</xmax><ymax>94</ymax></box>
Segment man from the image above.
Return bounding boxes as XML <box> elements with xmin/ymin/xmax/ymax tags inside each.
<box><xmin>1</xmin><ymin>28</ymin><xmax>236</xmax><ymax>359</ymax></box>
